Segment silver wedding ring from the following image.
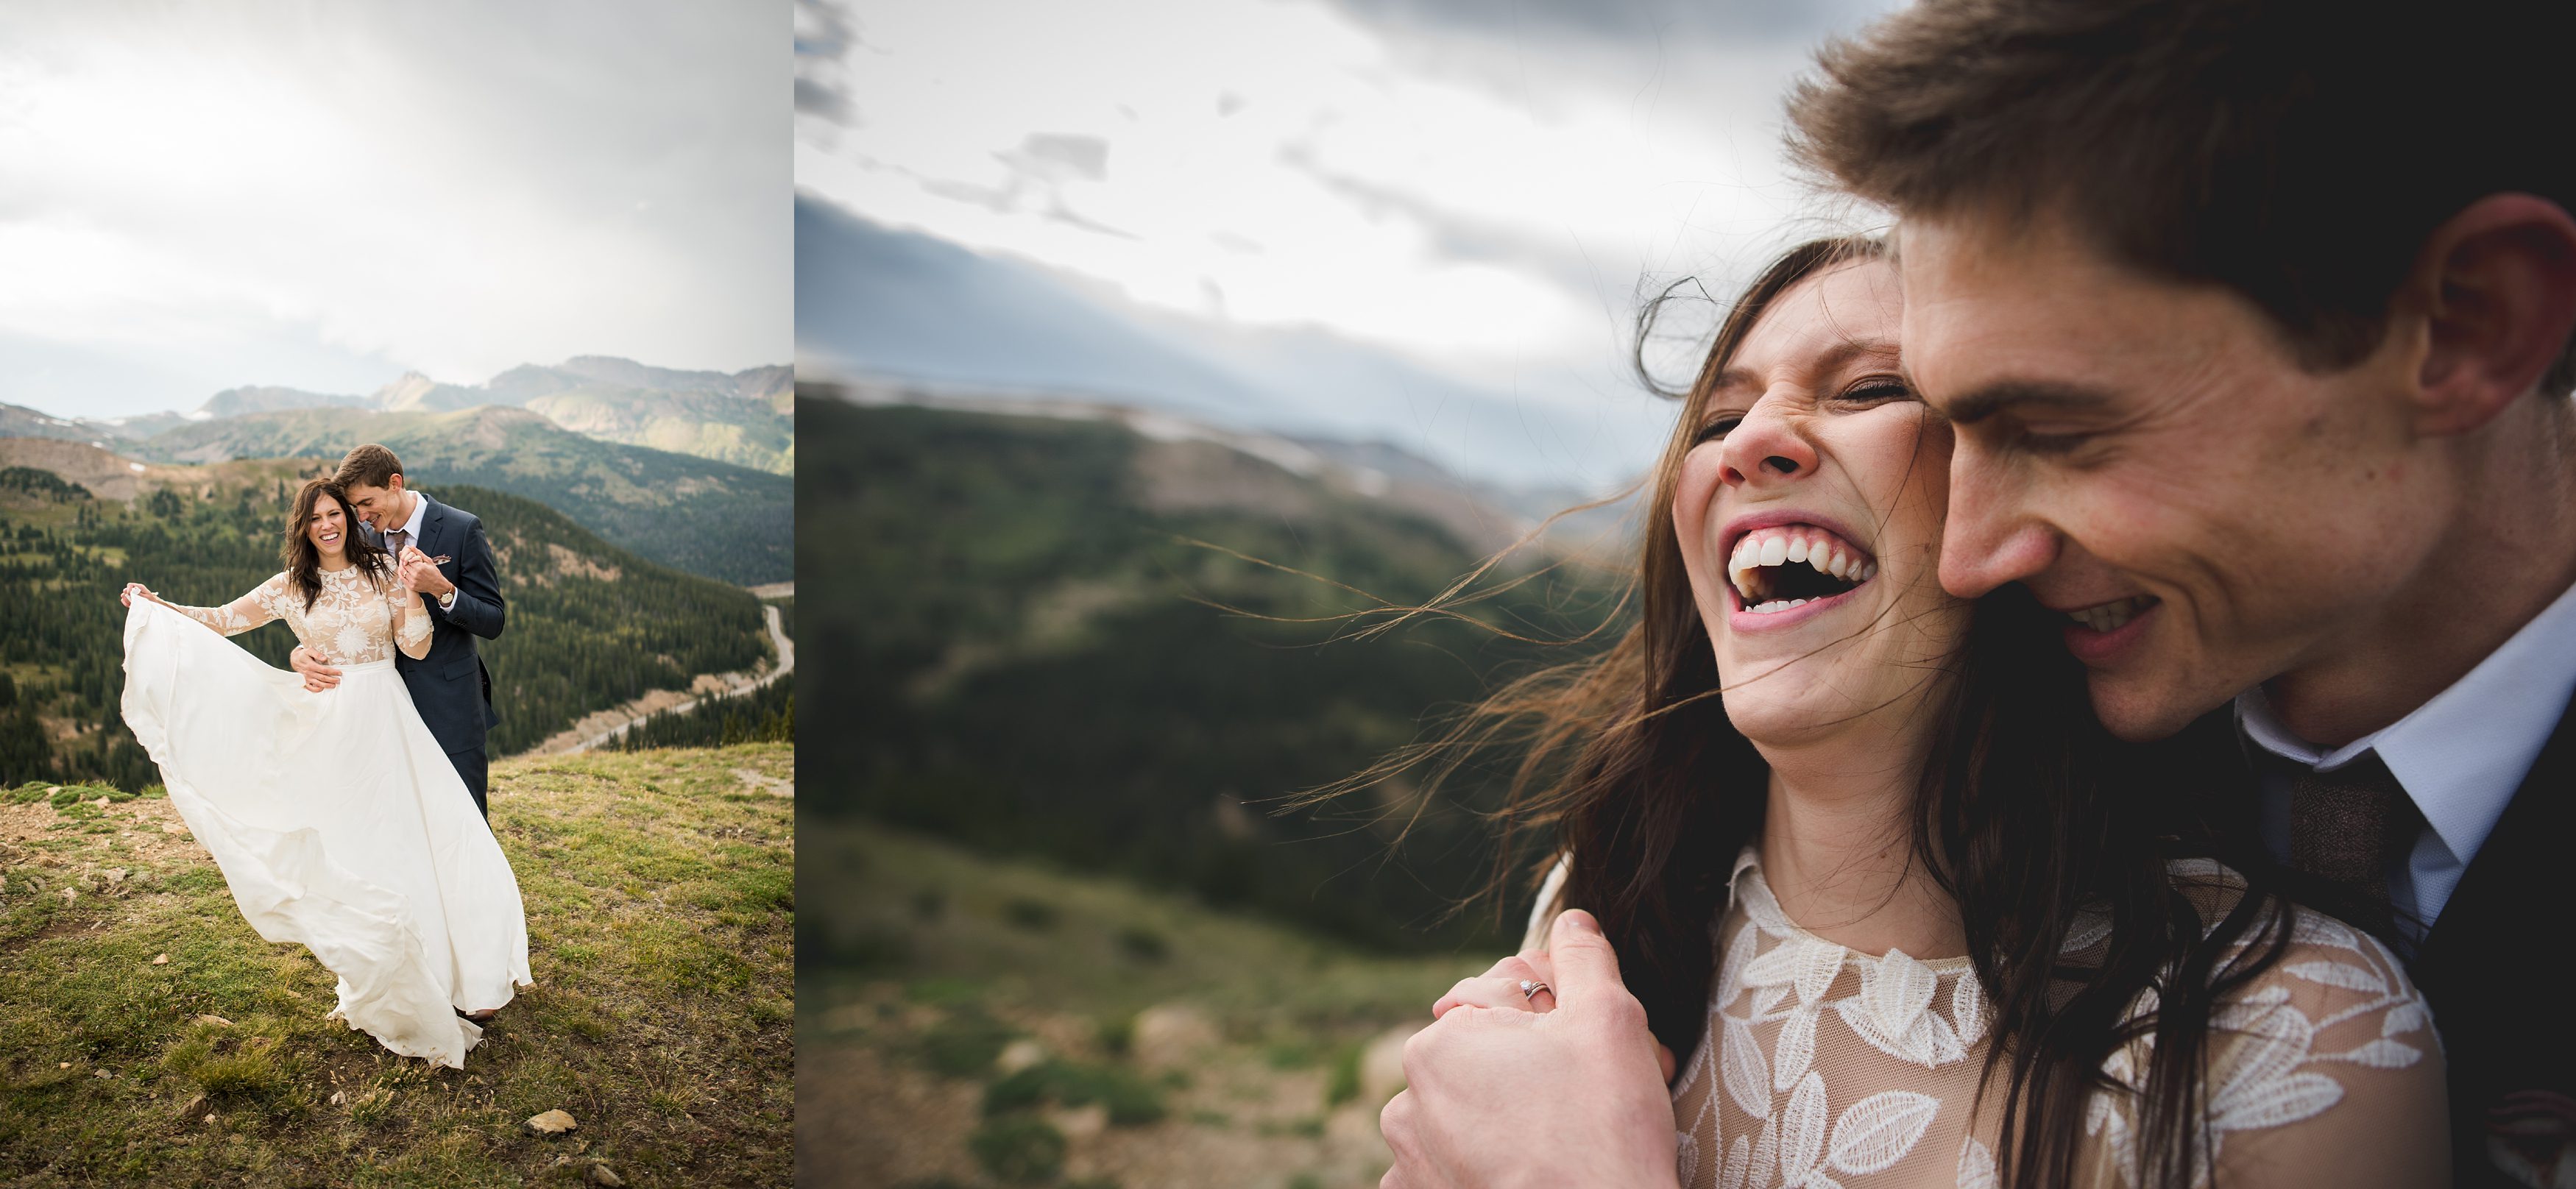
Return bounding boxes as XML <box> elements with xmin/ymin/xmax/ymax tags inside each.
<box><xmin>1518</xmin><ymin>979</ymin><xmax>1551</xmax><ymax>1002</ymax></box>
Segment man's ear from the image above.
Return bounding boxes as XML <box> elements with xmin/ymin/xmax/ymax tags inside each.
<box><xmin>2407</xmin><ymin>193</ymin><xmax>2576</xmax><ymax>437</ymax></box>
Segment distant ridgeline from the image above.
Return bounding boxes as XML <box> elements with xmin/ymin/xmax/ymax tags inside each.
<box><xmin>129</xmin><ymin>406</ymin><xmax>790</xmax><ymax>586</ymax></box>
<box><xmin>800</xmin><ymin>394</ymin><xmax>1625</xmax><ymax>954</ymax></box>
<box><xmin>0</xmin><ymin>472</ymin><xmax>766</xmax><ymax>789</ymax></box>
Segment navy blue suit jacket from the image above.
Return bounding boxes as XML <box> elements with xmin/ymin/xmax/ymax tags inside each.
<box><xmin>367</xmin><ymin>492</ymin><xmax>504</xmax><ymax>756</ymax></box>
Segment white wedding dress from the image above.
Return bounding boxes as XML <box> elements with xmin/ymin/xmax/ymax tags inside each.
<box><xmin>119</xmin><ymin>564</ymin><xmax>533</xmax><ymax>1069</ymax></box>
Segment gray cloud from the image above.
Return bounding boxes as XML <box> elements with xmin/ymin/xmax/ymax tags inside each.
<box><xmin>796</xmin><ymin>0</ymin><xmax>857</xmax><ymax>60</ymax></box>
<box><xmin>796</xmin><ymin>77</ymin><xmax>859</xmax><ymax>124</ymax></box>
<box><xmin>1278</xmin><ymin>143</ymin><xmax>1607</xmax><ymax>302</ymax></box>
<box><xmin>1321</xmin><ymin>0</ymin><xmax>1892</xmax><ymax>49</ymax></box>
<box><xmin>999</xmin><ymin>133</ymin><xmax>1110</xmax><ymax>184</ymax></box>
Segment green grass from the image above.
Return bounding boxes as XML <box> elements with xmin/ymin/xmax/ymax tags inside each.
<box><xmin>1</xmin><ymin>743</ymin><xmax>793</xmax><ymax>1187</ymax></box>
<box><xmin>802</xmin><ymin>818</ymin><xmax>1483</xmax><ymax>1037</ymax></box>
<box><xmin>801</xmin><ymin>817</ymin><xmax>1488</xmax><ymax>1188</ymax></box>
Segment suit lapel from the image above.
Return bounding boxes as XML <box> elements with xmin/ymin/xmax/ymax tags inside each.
<box><xmin>414</xmin><ymin>494</ymin><xmax>446</xmax><ymax>558</ymax></box>
<box><xmin>2413</xmin><ymin>686</ymin><xmax>2576</xmax><ymax>1187</ymax></box>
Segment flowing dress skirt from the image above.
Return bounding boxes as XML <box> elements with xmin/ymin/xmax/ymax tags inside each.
<box><xmin>119</xmin><ymin>599</ymin><xmax>532</xmax><ymax>1068</ymax></box>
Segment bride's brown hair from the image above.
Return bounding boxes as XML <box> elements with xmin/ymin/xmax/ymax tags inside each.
<box><xmin>1323</xmin><ymin>237</ymin><xmax>2306</xmax><ymax>1188</ymax></box>
<box><xmin>283</xmin><ymin>478</ymin><xmax>392</xmax><ymax>611</ymax></box>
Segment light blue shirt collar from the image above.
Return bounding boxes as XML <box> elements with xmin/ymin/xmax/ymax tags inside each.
<box><xmin>2237</xmin><ymin>574</ymin><xmax>2576</xmax><ymax>877</ymax></box>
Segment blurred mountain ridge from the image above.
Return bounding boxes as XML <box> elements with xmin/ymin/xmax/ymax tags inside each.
<box><xmin>793</xmin><ymin>194</ymin><xmax>1673</xmax><ymax>494</ymax></box>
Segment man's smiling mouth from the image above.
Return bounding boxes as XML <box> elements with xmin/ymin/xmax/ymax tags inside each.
<box><xmin>1727</xmin><ymin>524</ymin><xmax>1878</xmax><ymax>614</ymax></box>
<box><xmin>2064</xmin><ymin>595</ymin><xmax>2158</xmax><ymax>633</ymax></box>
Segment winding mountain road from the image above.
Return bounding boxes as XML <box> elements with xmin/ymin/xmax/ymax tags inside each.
<box><xmin>541</xmin><ymin>583</ymin><xmax>794</xmax><ymax>756</ymax></box>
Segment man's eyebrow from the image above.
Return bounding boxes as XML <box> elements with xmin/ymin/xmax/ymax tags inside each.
<box><xmin>1932</xmin><ymin>379</ymin><xmax>2116</xmax><ymax>426</ymax></box>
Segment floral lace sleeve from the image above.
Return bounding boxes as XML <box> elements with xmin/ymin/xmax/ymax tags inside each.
<box><xmin>2084</xmin><ymin>877</ymin><xmax>2449</xmax><ymax>1188</ymax></box>
<box><xmin>389</xmin><ymin>583</ymin><xmax>431</xmax><ymax>660</ymax></box>
<box><xmin>166</xmin><ymin>573</ymin><xmax>288</xmax><ymax>638</ymax></box>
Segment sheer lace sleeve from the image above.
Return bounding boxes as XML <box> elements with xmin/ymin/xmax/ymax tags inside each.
<box><xmin>2084</xmin><ymin>883</ymin><xmax>2449</xmax><ymax>1188</ymax></box>
<box><xmin>166</xmin><ymin>573</ymin><xmax>288</xmax><ymax>638</ymax></box>
<box><xmin>2191</xmin><ymin>912</ymin><xmax>2449</xmax><ymax>1188</ymax></box>
<box><xmin>389</xmin><ymin>581</ymin><xmax>431</xmax><ymax>661</ymax></box>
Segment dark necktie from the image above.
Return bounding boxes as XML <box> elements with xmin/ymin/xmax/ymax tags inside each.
<box><xmin>2286</xmin><ymin>752</ymin><xmax>2424</xmax><ymax>908</ymax></box>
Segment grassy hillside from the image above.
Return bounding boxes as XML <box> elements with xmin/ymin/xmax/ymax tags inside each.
<box><xmin>0</xmin><ymin>464</ymin><xmax>768</xmax><ymax>788</ymax></box>
<box><xmin>802</xmin><ymin>816</ymin><xmax>1480</xmax><ymax>1189</ymax></box>
<box><xmin>127</xmin><ymin>405</ymin><xmax>790</xmax><ymax>585</ymax></box>
<box><xmin>1</xmin><ymin>744</ymin><xmax>793</xmax><ymax>1188</ymax></box>
<box><xmin>800</xmin><ymin>394</ymin><xmax>1619</xmax><ymax>955</ymax></box>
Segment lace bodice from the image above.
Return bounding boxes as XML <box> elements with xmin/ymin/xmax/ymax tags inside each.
<box><xmin>169</xmin><ymin>567</ymin><xmax>431</xmax><ymax>664</ymax></box>
<box><xmin>1660</xmin><ymin>850</ymin><xmax>2445</xmax><ymax>1189</ymax></box>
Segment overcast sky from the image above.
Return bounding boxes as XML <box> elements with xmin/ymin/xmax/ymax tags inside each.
<box><xmin>797</xmin><ymin>0</ymin><xmax>1901</xmax><ymax>486</ymax></box>
<box><xmin>0</xmin><ymin>1</ymin><xmax>789</xmax><ymax>419</ymax></box>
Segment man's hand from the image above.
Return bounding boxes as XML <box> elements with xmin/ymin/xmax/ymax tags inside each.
<box><xmin>1380</xmin><ymin>909</ymin><xmax>1680</xmax><ymax>1189</ymax></box>
<box><xmin>289</xmin><ymin>645</ymin><xmax>342</xmax><ymax>693</ymax></box>
<box><xmin>398</xmin><ymin>547</ymin><xmax>455</xmax><ymax>598</ymax></box>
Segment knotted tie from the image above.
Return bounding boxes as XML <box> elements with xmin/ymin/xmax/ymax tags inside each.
<box><xmin>2286</xmin><ymin>752</ymin><xmax>2424</xmax><ymax>908</ymax></box>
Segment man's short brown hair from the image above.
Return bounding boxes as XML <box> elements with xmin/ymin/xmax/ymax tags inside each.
<box><xmin>335</xmin><ymin>444</ymin><xmax>405</xmax><ymax>490</ymax></box>
<box><xmin>1787</xmin><ymin>0</ymin><xmax>2576</xmax><ymax>394</ymax></box>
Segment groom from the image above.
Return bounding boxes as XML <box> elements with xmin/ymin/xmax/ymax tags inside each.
<box><xmin>291</xmin><ymin>444</ymin><xmax>507</xmax><ymax>817</ymax></box>
<box><xmin>1380</xmin><ymin>3</ymin><xmax>2576</xmax><ymax>1188</ymax></box>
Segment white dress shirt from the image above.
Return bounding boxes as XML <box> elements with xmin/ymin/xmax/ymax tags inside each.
<box><xmin>382</xmin><ymin>490</ymin><xmax>452</xmax><ymax>610</ymax></box>
<box><xmin>2238</xmin><ymin>575</ymin><xmax>2576</xmax><ymax>937</ymax></box>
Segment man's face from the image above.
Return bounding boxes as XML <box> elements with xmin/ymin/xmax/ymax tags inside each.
<box><xmin>1900</xmin><ymin>214</ymin><xmax>2446</xmax><ymax>742</ymax></box>
<box><xmin>342</xmin><ymin>479</ymin><xmax>404</xmax><ymax>532</ymax></box>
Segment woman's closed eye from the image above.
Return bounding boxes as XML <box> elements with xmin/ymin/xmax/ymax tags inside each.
<box><xmin>1836</xmin><ymin>377</ymin><xmax>1913</xmax><ymax>406</ymax></box>
<box><xmin>1693</xmin><ymin>411</ymin><xmax>1746</xmax><ymax>444</ymax></box>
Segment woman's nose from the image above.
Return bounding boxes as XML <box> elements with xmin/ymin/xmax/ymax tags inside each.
<box><xmin>1717</xmin><ymin>399</ymin><xmax>1819</xmax><ymax>488</ymax></box>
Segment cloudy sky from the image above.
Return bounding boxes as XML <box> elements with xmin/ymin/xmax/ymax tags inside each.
<box><xmin>797</xmin><ymin>0</ymin><xmax>1901</xmax><ymax>489</ymax></box>
<box><xmin>0</xmin><ymin>1</ymin><xmax>788</xmax><ymax>420</ymax></box>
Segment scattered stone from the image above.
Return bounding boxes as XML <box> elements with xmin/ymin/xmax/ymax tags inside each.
<box><xmin>192</xmin><ymin>1015</ymin><xmax>233</xmax><ymax>1029</ymax></box>
<box><xmin>202</xmin><ymin>1112</ymin><xmax>216</xmax><ymax>1126</ymax></box>
<box><xmin>92</xmin><ymin>796</ymin><xmax>110</xmax><ymax>809</ymax></box>
<box><xmin>1047</xmin><ymin>1102</ymin><xmax>1110</xmax><ymax>1142</ymax></box>
<box><xmin>102</xmin><ymin>867</ymin><xmax>126</xmax><ymax>885</ymax></box>
<box><xmin>151</xmin><ymin>953</ymin><xmax>169</xmax><ymax>965</ymax></box>
<box><xmin>91</xmin><ymin>1068</ymin><xmax>110</xmax><ymax>1079</ymax></box>
<box><xmin>177</xmin><ymin>1093</ymin><xmax>204</xmax><ymax>1117</ymax></box>
<box><xmin>996</xmin><ymin>1037</ymin><xmax>1047</xmax><ymax>1076</ymax></box>
<box><xmin>330</xmin><ymin>1090</ymin><xmax>347</xmax><ymax>1106</ymax></box>
<box><xmin>57</xmin><ymin>1062</ymin><xmax>70</xmax><ymax>1069</ymax></box>
<box><xmin>526</xmin><ymin>1108</ymin><xmax>578</xmax><ymax>1135</ymax></box>
<box><xmin>58</xmin><ymin>887</ymin><xmax>75</xmax><ymax>904</ymax></box>
<box><xmin>587</xmin><ymin>1164</ymin><xmax>626</xmax><ymax>1187</ymax></box>
<box><xmin>160</xmin><ymin>823</ymin><xmax>186</xmax><ymax>835</ymax></box>
<box><xmin>1131</xmin><ymin>1003</ymin><xmax>1220</xmax><ymax>1070</ymax></box>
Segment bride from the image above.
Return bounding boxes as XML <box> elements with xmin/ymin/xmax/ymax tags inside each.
<box><xmin>1378</xmin><ymin>238</ymin><xmax>2449</xmax><ymax>1188</ymax></box>
<box><xmin>118</xmin><ymin>478</ymin><xmax>531</xmax><ymax>1070</ymax></box>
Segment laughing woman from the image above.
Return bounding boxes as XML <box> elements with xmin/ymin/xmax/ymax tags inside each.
<box><xmin>117</xmin><ymin>478</ymin><xmax>531</xmax><ymax>1069</ymax></box>
<box><xmin>1376</xmin><ymin>240</ymin><xmax>2449</xmax><ymax>1188</ymax></box>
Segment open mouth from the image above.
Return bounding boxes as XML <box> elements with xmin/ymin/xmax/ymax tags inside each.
<box><xmin>2064</xmin><ymin>594</ymin><xmax>2156</xmax><ymax>633</ymax></box>
<box><xmin>1727</xmin><ymin>524</ymin><xmax>1877</xmax><ymax>614</ymax></box>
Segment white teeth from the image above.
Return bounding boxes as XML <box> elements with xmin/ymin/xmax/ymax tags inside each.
<box><xmin>1725</xmin><ymin>525</ymin><xmax>1880</xmax><ymax>608</ymax></box>
<box><xmin>2067</xmin><ymin>596</ymin><xmax>2151</xmax><ymax>633</ymax></box>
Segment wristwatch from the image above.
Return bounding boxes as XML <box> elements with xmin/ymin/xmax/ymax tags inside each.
<box><xmin>439</xmin><ymin>591</ymin><xmax>456</xmax><ymax>610</ymax></box>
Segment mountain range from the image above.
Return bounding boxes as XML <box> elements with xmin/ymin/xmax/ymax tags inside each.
<box><xmin>793</xmin><ymin>195</ymin><xmax>1674</xmax><ymax>494</ymax></box>
<box><xmin>1</xmin><ymin>356</ymin><xmax>792</xmax><ymax>584</ymax></box>
<box><xmin>4</xmin><ymin>355</ymin><xmax>793</xmax><ymax>475</ymax></box>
